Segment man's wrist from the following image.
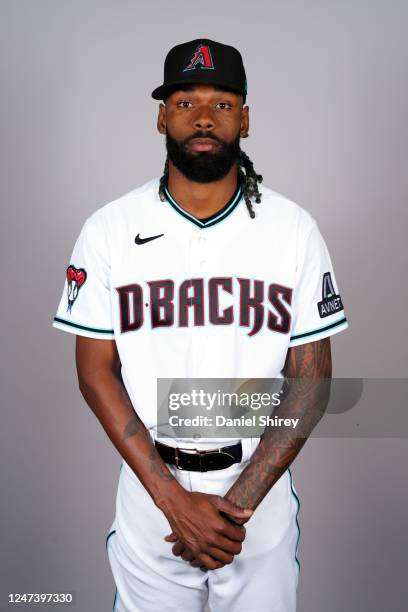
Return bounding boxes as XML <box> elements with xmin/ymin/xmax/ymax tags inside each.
<box><xmin>225</xmin><ymin>486</ymin><xmax>253</xmax><ymax>511</ymax></box>
<box><xmin>153</xmin><ymin>479</ymin><xmax>188</xmax><ymax>514</ymax></box>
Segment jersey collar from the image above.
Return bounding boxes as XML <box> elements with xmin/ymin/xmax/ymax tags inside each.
<box><xmin>163</xmin><ymin>181</ymin><xmax>243</xmax><ymax>229</ymax></box>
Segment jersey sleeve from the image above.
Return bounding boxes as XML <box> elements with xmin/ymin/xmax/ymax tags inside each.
<box><xmin>52</xmin><ymin>213</ymin><xmax>115</xmax><ymax>340</ymax></box>
<box><xmin>288</xmin><ymin>218</ymin><xmax>349</xmax><ymax>347</ymax></box>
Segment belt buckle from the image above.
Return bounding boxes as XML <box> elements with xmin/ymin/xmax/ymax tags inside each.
<box><xmin>174</xmin><ymin>447</ymin><xmax>183</xmax><ymax>470</ymax></box>
<box><xmin>174</xmin><ymin>446</ymin><xmax>198</xmax><ymax>470</ymax></box>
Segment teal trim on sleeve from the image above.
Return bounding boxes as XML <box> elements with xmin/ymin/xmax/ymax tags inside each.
<box><xmin>290</xmin><ymin>316</ymin><xmax>347</xmax><ymax>342</ymax></box>
<box><xmin>53</xmin><ymin>316</ymin><xmax>114</xmax><ymax>335</ymax></box>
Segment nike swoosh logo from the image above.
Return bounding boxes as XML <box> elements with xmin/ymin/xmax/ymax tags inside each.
<box><xmin>135</xmin><ymin>233</ymin><xmax>164</xmax><ymax>245</ymax></box>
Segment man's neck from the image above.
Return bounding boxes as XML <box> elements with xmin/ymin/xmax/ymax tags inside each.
<box><xmin>166</xmin><ymin>162</ymin><xmax>239</xmax><ymax>220</ymax></box>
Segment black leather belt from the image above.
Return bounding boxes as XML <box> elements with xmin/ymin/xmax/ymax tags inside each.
<box><xmin>155</xmin><ymin>440</ymin><xmax>242</xmax><ymax>472</ymax></box>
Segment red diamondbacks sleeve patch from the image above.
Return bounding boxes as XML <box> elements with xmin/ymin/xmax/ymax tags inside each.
<box><xmin>66</xmin><ymin>265</ymin><xmax>87</xmax><ymax>312</ymax></box>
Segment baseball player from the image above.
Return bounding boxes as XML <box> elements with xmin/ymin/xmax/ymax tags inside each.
<box><xmin>53</xmin><ymin>39</ymin><xmax>348</xmax><ymax>611</ymax></box>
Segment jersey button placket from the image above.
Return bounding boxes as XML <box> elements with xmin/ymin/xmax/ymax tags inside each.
<box><xmin>189</xmin><ymin>232</ymin><xmax>207</xmax><ymax>377</ymax></box>
<box><xmin>198</xmin><ymin>234</ymin><xmax>207</xmax><ymax>269</ymax></box>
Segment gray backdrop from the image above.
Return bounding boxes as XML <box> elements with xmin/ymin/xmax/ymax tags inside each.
<box><xmin>1</xmin><ymin>1</ymin><xmax>407</xmax><ymax>610</ymax></box>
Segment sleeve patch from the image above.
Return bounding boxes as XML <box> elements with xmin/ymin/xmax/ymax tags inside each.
<box><xmin>317</xmin><ymin>272</ymin><xmax>344</xmax><ymax>318</ymax></box>
<box><xmin>66</xmin><ymin>265</ymin><xmax>87</xmax><ymax>312</ymax></box>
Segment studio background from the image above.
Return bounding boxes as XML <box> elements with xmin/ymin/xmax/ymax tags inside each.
<box><xmin>1</xmin><ymin>1</ymin><xmax>407</xmax><ymax>611</ymax></box>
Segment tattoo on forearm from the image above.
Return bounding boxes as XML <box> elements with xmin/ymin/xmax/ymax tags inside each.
<box><xmin>123</xmin><ymin>415</ymin><xmax>144</xmax><ymax>441</ymax></box>
<box><xmin>149</xmin><ymin>447</ymin><xmax>175</xmax><ymax>481</ymax></box>
<box><xmin>227</xmin><ymin>338</ymin><xmax>332</xmax><ymax>511</ymax></box>
<box><xmin>120</xmin><ymin>386</ymin><xmax>175</xmax><ymax>482</ymax></box>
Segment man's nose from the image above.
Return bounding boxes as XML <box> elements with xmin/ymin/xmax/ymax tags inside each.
<box><xmin>193</xmin><ymin>106</ymin><xmax>215</xmax><ymax>131</ymax></box>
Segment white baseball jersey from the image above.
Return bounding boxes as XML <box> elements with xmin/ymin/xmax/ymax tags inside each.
<box><xmin>53</xmin><ymin>176</ymin><xmax>348</xmax><ymax>441</ymax></box>
<box><xmin>53</xmin><ymin>177</ymin><xmax>349</xmax><ymax>611</ymax></box>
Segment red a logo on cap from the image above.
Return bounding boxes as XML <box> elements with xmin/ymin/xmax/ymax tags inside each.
<box><xmin>183</xmin><ymin>44</ymin><xmax>214</xmax><ymax>71</ymax></box>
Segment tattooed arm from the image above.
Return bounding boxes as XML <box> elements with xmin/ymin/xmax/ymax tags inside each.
<box><xmin>75</xmin><ymin>336</ymin><xmax>250</xmax><ymax>570</ymax></box>
<box><xmin>168</xmin><ymin>338</ymin><xmax>332</xmax><ymax>568</ymax></box>
<box><xmin>225</xmin><ymin>337</ymin><xmax>332</xmax><ymax>512</ymax></box>
<box><xmin>75</xmin><ymin>336</ymin><xmax>178</xmax><ymax>504</ymax></box>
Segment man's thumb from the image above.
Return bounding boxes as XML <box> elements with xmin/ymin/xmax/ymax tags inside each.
<box><xmin>214</xmin><ymin>496</ymin><xmax>253</xmax><ymax>518</ymax></box>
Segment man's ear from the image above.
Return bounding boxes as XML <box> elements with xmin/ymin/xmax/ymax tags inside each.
<box><xmin>157</xmin><ymin>103</ymin><xmax>167</xmax><ymax>135</ymax></box>
<box><xmin>240</xmin><ymin>105</ymin><xmax>249</xmax><ymax>138</ymax></box>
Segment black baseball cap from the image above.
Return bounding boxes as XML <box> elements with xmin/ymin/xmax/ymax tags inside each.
<box><xmin>151</xmin><ymin>39</ymin><xmax>247</xmax><ymax>103</ymax></box>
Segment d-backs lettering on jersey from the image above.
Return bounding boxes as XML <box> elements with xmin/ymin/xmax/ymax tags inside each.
<box><xmin>116</xmin><ymin>277</ymin><xmax>292</xmax><ymax>336</ymax></box>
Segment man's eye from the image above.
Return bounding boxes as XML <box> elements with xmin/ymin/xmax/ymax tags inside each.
<box><xmin>177</xmin><ymin>101</ymin><xmax>193</xmax><ymax>108</ymax></box>
<box><xmin>216</xmin><ymin>102</ymin><xmax>232</xmax><ymax>109</ymax></box>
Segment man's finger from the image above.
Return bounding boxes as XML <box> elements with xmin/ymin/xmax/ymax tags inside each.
<box><xmin>213</xmin><ymin>496</ymin><xmax>253</xmax><ymax>519</ymax></box>
<box><xmin>219</xmin><ymin>519</ymin><xmax>246</xmax><ymax>542</ymax></box>
<box><xmin>196</xmin><ymin>553</ymin><xmax>223</xmax><ymax>571</ymax></box>
<box><xmin>189</xmin><ymin>556</ymin><xmax>223</xmax><ymax>571</ymax></box>
<box><xmin>164</xmin><ymin>532</ymin><xmax>178</xmax><ymax>542</ymax></box>
<box><xmin>207</xmin><ymin>534</ymin><xmax>242</xmax><ymax>555</ymax></box>
<box><xmin>207</xmin><ymin>547</ymin><xmax>234</xmax><ymax>565</ymax></box>
<box><xmin>172</xmin><ymin>541</ymin><xmax>185</xmax><ymax>556</ymax></box>
<box><xmin>181</xmin><ymin>548</ymin><xmax>195</xmax><ymax>562</ymax></box>
<box><xmin>190</xmin><ymin>557</ymin><xmax>204</xmax><ymax>568</ymax></box>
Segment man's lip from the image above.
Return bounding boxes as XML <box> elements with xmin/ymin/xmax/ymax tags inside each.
<box><xmin>187</xmin><ymin>138</ymin><xmax>219</xmax><ymax>152</ymax></box>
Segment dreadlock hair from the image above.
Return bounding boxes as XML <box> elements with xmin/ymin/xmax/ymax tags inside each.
<box><xmin>158</xmin><ymin>149</ymin><xmax>263</xmax><ymax>219</ymax></box>
<box><xmin>237</xmin><ymin>149</ymin><xmax>263</xmax><ymax>219</ymax></box>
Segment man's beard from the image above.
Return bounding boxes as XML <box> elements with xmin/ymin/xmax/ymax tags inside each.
<box><xmin>165</xmin><ymin>130</ymin><xmax>241</xmax><ymax>183</ymax></box>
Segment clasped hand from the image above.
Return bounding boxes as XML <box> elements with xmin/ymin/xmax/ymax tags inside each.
<box><xmin>163</xmin><ymin>491</ymin><xmax>252</xmax><ymax>571</ymax></box>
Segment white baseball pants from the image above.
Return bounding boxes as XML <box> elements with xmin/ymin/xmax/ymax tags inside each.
<box><xmin>106</xmin><ymin>438</ymin><xmax>300</xmax><ymax>612</ymax></box>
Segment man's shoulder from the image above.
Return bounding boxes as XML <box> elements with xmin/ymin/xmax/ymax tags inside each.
<box><xmin>257</xmin><ymin>183</ymin><xmax>317</xmax><ymax>232</ymax></box>
<box><xmin>87</xmin><ymin>177</ymin><xmax>161</xmax><ymax>224</ymax></box>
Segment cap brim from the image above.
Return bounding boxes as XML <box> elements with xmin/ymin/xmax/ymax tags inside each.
<box><xmin>151</xmin><ymin>80</ymin><xmax>245</xmax><ymax>101</ymax></box>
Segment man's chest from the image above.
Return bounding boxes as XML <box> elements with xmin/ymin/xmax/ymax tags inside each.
<box><xmin>109</xmin><ymin>217</ymin><xmax>297</xmax><ymax>338</ymax></box>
